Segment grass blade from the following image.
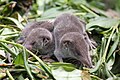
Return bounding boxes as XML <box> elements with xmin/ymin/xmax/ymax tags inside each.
<box><xmin>22</xmin><ymin>47</ymin><xmax>35</xmax><ymax>80</ymax></box>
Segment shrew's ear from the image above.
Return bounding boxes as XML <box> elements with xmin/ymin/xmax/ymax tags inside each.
<box><xmin>62</xmin><ymin>40</ymin><xmax>72</xmax><ymax>48</ymax></box>
<box><xmin>43</xmin><ymin>37</ymin><xmax>50</xmax><ymax>46</ymax></box>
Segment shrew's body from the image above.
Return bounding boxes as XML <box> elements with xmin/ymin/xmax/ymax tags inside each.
<box><xmin>53</xmin><ymin>13</ymin><xmax>93</xmax><ymax>68</ymax></box>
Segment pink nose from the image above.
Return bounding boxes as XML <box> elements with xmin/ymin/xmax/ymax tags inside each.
<box><xmin>24</xmin><ymin>44</ymin><xmax>32</xmax><ymax>51</ymax></box>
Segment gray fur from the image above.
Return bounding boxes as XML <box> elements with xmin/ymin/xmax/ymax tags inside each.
<box><xmin>18</xmin><ymin>21</ymin><xmax>54</xmax><ymax>44</ymax></box>
<box><xmin>53</xmin><ymin>13</ymin><xmax>93</xmax><ymax>68</ymax></box>
<box><xmin>23</xmin><ymin>28</ymin><xmax>54</xmax><ymax>55</ymax></box>
<box><xmin>59</xmin><ymin>32</ymin><xmax>93</xmax><ymax>68</ymax></box>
